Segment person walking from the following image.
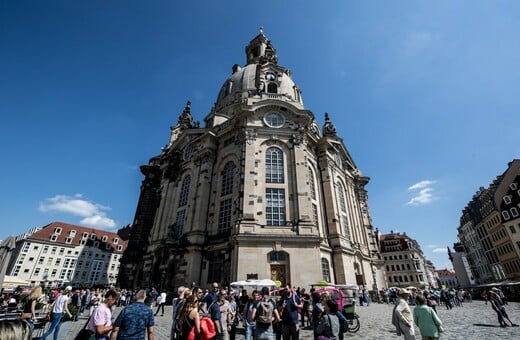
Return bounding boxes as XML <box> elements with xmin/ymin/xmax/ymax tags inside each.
<box><xmin>155</xmin><ymin>290</ymin><xmax>167</xmax><ymax>316</ymax></box>
<box><xmin>488</xmin><ymin>288</ymin><xmax>518</xmax><ymax>327</ymax></box>
<box><xmin>251</xmin><ymin>286</ymin><xmax>280</xmax><ymax>340</ymax></box>
<box><xmin>39</xmin><ymin>286</ymin><xmax>73</xmax><ymax>340</ymax></box>
<box><xmin>392</xmin><ymin>289</ymin><xmax>416</xmax><ymax>340</ymax></box>
<box><xmin>280</xmin><ymin>286</ymin><xmax>303</xmax><ymax>340</ymax></box>
<box><xmin>315</xmin><ymin>300</ymin><xmax>340</xmax><ymax>340</ymax></box>
<box><xmin>413</xmin><ymin>294</ymin><xmax>443</xmax><ymax>340</ymax></box>
<box><xmin>110</xmin><ymin>289</ymin><xmax>155</xmax><ymax>340</ymax></box>
<box><xmin>177</xmin><ymin>295</ymin><xmax>201</xmax><ymax>340</ymax></box>
<box><xmin>21</xmin><ymin>286</ymin><xmax>42</xmax><ymax>331</ymax></box>
<box><xmin>86</xmin><ymin>290</ymin><xmax>118</xmax><ymax>340</ymax></box>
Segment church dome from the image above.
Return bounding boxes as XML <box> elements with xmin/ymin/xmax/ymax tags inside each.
<box><xmin>214</xmin><ymin>30</ymin><xmax>304</xmax><ymax>112</ymax></box>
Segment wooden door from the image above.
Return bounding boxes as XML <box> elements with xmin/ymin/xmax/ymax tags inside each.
<box><xmin>271</xmin><ymin>265</ymin><xmax>286</xmax><ymax>286</ymax></box>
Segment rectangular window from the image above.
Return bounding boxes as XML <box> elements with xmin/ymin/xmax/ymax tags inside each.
<box><xmin>22</xmin><ymin>243</ymin><xmax>30</xmax><ymax>252</ymax></box>
<box><xmin>218</xmin><ymin>198</ymin><xmax>233</xmax><ymax>233</ymax></box>
<box><xmin>34</xmin><ymin>267</ymin><xmax>41</xmax><ymax>276</ymax></box>
<box><xmin>51</xmin><ymin>247</ymin><xmax>57</xmax><ymax>254</ymax></box>
<box><xmin>321</xmin><ymin>258</ymin><xmax>331</xmax><ymax>282</ymax></box>
<box><xmin>69</xmin><ymin>230</ymin><xmax>76</xmax><ymax>237</ymax></box>
<box><xmin>312</xmin><ymin>203</ymin><xmax>319</xmax><ymax>227</ymax></box>
<box><xmin>510</xmin><ymin>225</ymin><xmax>517</xmax><ymax>234</ymax></box>
<box><xmin>17</xmin><ymin>254</ymin><xmax>26</xmax><ymax>264</ymax></box>
<box><xmin>207</xmin><ymin>256</ymin><xmax>223</xmax><ymax>284</ymax></box>
<box><xmin>174</xmin><ymin>210</ymin><xmax>186</xmax><ymax>237</ymax></box>
<box><xmin>266</xmin><ymin>149</ymin><xmax>284</xmax><ymax>183</ymax></box>
<box><xmin>42</xmin><ymin>246</ymin><xmax>49</xmax><ymax>254</ymax></box>
<box><xmin>266</xmin><ymin>188</ymin><xmax>286</xmax><ymax>226</ymax></box>
<box><xmin>38</xmin><ymin>257</ymin><xmax>45</xmax><ymax>265</ymax></box>
<box><xmin>12</xmin><ymin>265</ymin><xmax>21</xmax><ymax>276</ymax></box>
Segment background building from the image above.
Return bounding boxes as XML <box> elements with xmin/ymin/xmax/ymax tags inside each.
<box><xmin>448</xmin><ymin>242</ymin><xmax>477</xmax><ymax>287</ymax></box>
<box><xmin>7</xmin><ymin>222</ymin><xmax>126</xmax><ymax>288</ymax></box>
<box><xmin>436</xmin><ymin>269</ymin><xmax>459</xmax><ymax>289</ymax></box>
<box><xmin>457</xmin><ymin>159</ymin><xmax>520</xmax><ymax>284</ymax></box>
<box><xmin>119</xmin><ymin>31</ymin><xmax>384</xmax><ymax>292</ymax></box>
<box><xmin>379</xmin><ymin>231</ymin><xmax>437</xmax><ymax>289</ymax></box>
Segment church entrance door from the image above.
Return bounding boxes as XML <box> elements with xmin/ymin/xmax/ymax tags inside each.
<box><xmin>271</xmin><ymin>265</ymin><xmax>287</xmax><ymax>286</ymax></box>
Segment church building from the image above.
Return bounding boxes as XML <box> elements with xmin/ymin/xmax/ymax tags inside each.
<box><xmin>118</xmin><ymin>31</ymin><xmax>385</xmax><ymax>292</ymax></box>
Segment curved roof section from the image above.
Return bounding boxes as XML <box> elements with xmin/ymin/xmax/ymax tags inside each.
<box><xmin>213</xmin><ymin>31</ymin><xmax>304</xmax><ymax>113</ymax></box>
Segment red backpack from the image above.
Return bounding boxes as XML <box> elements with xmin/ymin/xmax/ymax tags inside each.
<box><xmin>187</xmin><ymin>316</ymin><xmax>217</xmax><ymax>340</ymax></box>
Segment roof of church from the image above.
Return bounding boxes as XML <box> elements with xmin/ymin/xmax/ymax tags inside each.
<box><xmin>214</xmin><ymin>30</ymin><xmax>302</xmax><ymax>112</ymax></box>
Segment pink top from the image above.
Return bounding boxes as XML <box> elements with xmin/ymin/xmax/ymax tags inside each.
<box><xmin>87</xmin><ymin>303</ymin><xmax>112</xmax><ymax>333</ymax></box>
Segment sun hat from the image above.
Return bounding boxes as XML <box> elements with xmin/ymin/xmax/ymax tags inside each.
<box><xmin>399</xmin><ymin>288</ymin><xmax>411</xmax><ymax>295</ymax></box>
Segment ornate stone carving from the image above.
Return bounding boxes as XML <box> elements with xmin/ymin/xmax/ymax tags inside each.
<box><xmin>322</xmin><ymin>112</ymin><xmax>337</xmax><ymax>137</ymax></box>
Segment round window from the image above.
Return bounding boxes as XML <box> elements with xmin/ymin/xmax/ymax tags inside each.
<box><xmin>264</xmin><ymin>112</ymin><xmax>285</xmax><ymax>128</ymax></box>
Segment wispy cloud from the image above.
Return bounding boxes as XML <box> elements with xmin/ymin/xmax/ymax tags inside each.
<box><xmin>403</xmin><ymin>31</ymin><xmax>438</xmax><ymax>57</ymax></box>
<box><xmin>406</xmin><ymin>180</ymin><xmax>437</xmax><ymax>206</ymax></box>
<box><xmin>432</xmin><ymin>247</ymin><xmax>448</xmax><ymax>253</ymax></box>
<box><xmin>39</xmin><ymin>194</ymin><xmax>117</xmax><ymax>229</ymax></box>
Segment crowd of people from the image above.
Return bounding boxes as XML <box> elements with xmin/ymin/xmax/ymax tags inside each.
<box><xmin>1</xmin><ymin>283</ymin><xmax>519</xmax><ymax>340</ymax></box>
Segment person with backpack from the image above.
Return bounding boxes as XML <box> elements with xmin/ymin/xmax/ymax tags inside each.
<box><xmin>252</xmin><ymin>287</ymin><xmax>280</xmax><ymax>340</ymax></box>
<box><xmin>315</xmin><ymin>300</ymin><xmax>340</xmax><ymax>340</ymax></box>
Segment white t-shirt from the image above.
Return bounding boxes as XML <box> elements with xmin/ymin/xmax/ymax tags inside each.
<box><xmin>158</xmin><ymin>292</ymin><xmax>167</xmax><ymax>304</ymax></box>
<box><xmin>53</xmin><ymin>294</ymin><xmax>70</xmax><ymax>313</ymax></box>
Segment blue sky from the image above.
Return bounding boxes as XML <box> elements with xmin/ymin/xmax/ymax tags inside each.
<box><xmin>1</xmin><ymin>1</ymin><xmax>519</xmax><ymax>270</ymax></box>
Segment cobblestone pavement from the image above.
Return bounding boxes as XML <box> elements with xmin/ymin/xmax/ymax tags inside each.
<box><xmin>53</xmin><ymin>300</ymin><xmax>520</xmax><ymax>339</ymax></box>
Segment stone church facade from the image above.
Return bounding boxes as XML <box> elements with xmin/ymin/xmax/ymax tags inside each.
<box><xmin>118</xmin><ymin>31</ymin><xmax>385</xmax><ymax>291</ymax></box>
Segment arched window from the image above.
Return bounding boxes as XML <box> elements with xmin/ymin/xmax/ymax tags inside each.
<box><xmin>221</xmin><ymin>161</ymin><xmax>235</xmax><ymax>196</ymax></box>
<box><xmin>335</xmin><ymin>182</ymin><xmax>350</xmax><ymax>238</ymax></box>
<box><xmin>269</xmin><ymin>251</ymin><xmax>287</xmax><ymax>262</ymax></box>
<box><xmin>267</xmin><ymin>83</ymin><xmax>278</xmax><ymax>93</ymax></box>
<box><xmin>266</xmin><ymin>147</ymin><xmax>284</xmax><ymax>183</ymax></box>
<box><xmin>321</xmin><ymin>258</ymin><xmax>331</xmax><ymax>282</ymax></box>
<box><xmin>179</xmin><ymin>175</ymin><xmax>191</xmax><ymax>207</ymax></box>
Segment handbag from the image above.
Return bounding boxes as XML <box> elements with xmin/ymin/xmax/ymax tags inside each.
<box><xmin>74</xmin><ymin>314</ymin><xmax>95</xmax><ymax>340</ymax></box>
<box><xmin>75</xmin><ymin>328</ymin><xmax>94</xmax><ymax>340</ymax></box>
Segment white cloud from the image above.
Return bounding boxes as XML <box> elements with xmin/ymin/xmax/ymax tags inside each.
<box><xmin>408</xmin><ymin>180</ymin><xmax>436</xmax><ymax>191</ymax></box>
<box><xmin>427</xmin><ymin>244</ymin><xmax>439</xmax><ymax>249</ymax></box>
<box><xmin>39</xmin><ymin>194</ymin><xmax>116</xmax><ymax>228</ymax></box>
<box><xmin>406</xmin><ymin>180</ymin><xmax>437</xmax><ymax>206</ymax></box>
<box><xmin>432</xmin><ymin>248</ymin><xmax>448</xmax><ymax>253</ymax></box>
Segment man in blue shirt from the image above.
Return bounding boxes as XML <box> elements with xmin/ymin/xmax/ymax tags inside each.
<box><xmin>281</xmin><ymin>286</ymin><xmax>303</xmax><ymax>340</ymax></box>
<box><xmin>110</xmin><ymin>290</ymin><xmax>155</xmax><ymax>340</ymax></box>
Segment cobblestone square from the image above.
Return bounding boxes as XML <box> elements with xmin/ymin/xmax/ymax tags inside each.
<box><xmin>56</xmin><ymin>300</ymin><xmax>520</xmax><ymax>340</ymax></box>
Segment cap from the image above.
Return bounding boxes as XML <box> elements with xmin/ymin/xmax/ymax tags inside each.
<box><xmin>65</xmin><ymin>286</ymin><xmax>72</xmax><ymax>291</ymax></box>
<box><xmin>399</xmin><ymin>288</ymin><xmax>410</xmax><ymax>295</ymax></box>
<box><xmin>261</xmin><ymin>287</ymin><xmax>270</xmax><ymax>296</ymax></box>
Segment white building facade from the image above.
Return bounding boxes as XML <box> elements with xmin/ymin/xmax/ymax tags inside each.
<box><xmin>7</xmin><ymin>222</ymin><xmax>126</xmax><ymax>288</ymax></box>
